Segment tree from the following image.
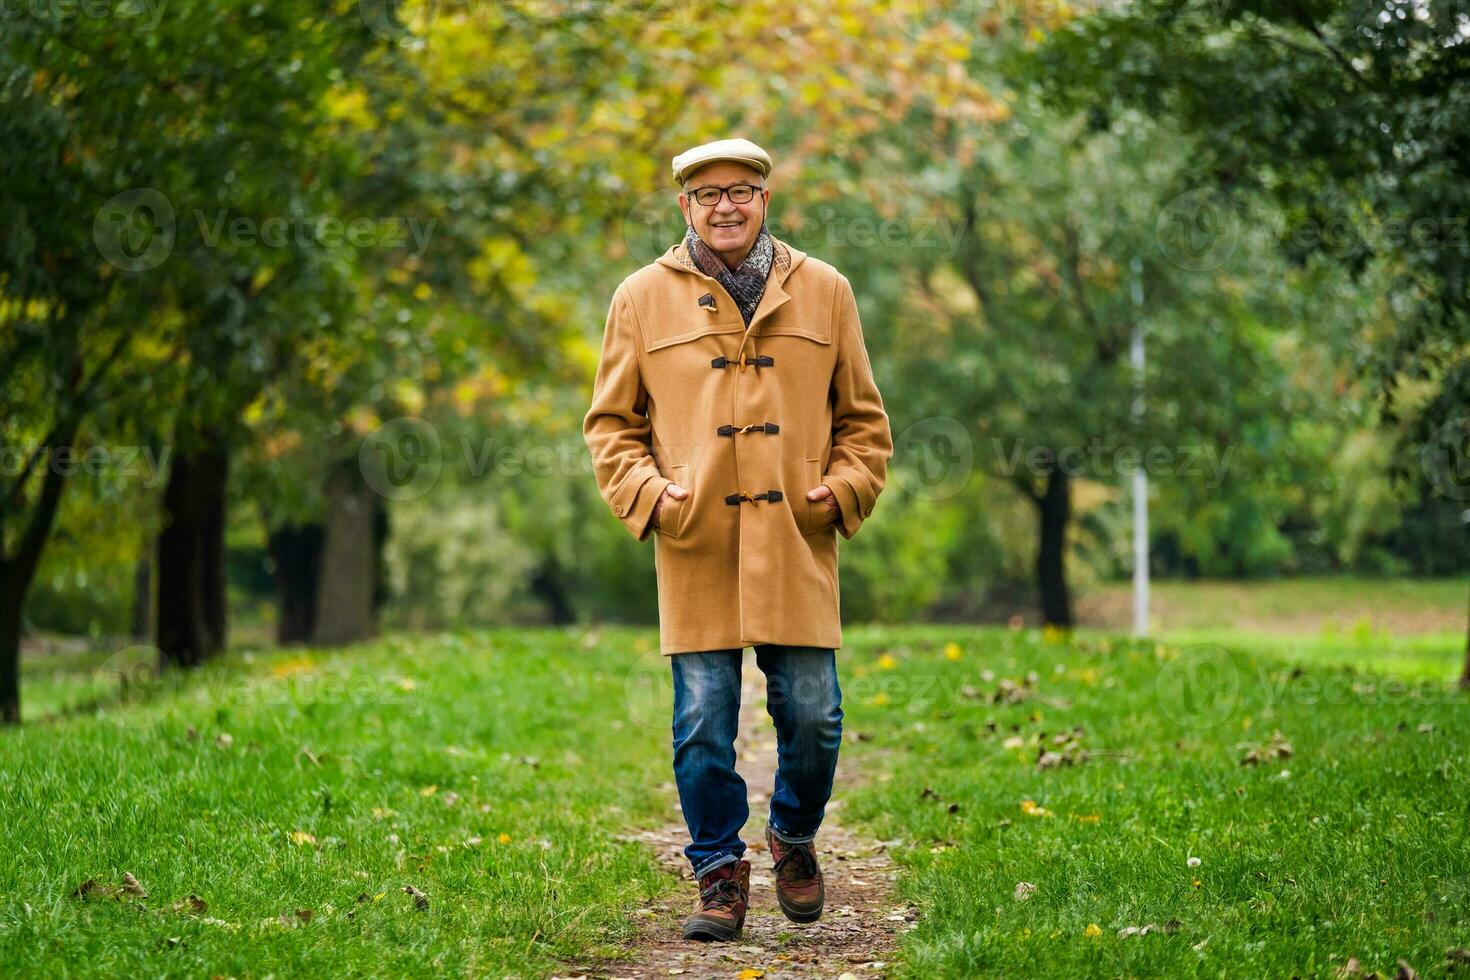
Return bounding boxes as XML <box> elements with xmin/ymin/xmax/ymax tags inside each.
<box><xmin>1040</xmin><ymin>0</ymin><xmax>1470</xmax><ymax>678</ymax></box>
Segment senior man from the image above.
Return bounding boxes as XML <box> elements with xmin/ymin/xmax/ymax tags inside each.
<box><xmin>583</xmin><ymin>137</ymin><xmax>893</xmax><ymax>942</ymax></box>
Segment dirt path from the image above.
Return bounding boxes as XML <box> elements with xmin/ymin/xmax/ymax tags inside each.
<box><xmin>565</xmin><ymin>667</ymin><xmax>915</xmax><ymax>979</ymax></box>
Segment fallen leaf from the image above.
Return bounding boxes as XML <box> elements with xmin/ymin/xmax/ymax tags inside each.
<box><xmin>1013</xmin><ymin>881</ymin><xmax>1037</xmax><ymax>902</ymax></box>
<box><xmin>121</xmin><ymin>873</ymin><xmax>148</xmax><ymax>898</ymax></box>
<box><xmin>171</xmin><ymin>895</ymin><xmax>207</xmax><ymax>915</ymax></box>
<box><xmin>215</xmin><ymin>732</ymin><xmax>234</xmax><ymax>749</ymax></box>
<box><xmin>289</xmin><ymin>830</ymin><xmax>316</xmax><ymax>846</ymax></box>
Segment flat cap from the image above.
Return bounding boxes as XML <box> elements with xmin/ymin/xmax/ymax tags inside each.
<box><xmin>671</xmin><ymin>137</ymin><xmax>772</xmax><ymax>186</ymax></box>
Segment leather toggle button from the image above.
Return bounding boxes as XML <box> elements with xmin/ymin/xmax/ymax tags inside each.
<box><xmin>698</xmin><ymin>293</ymin><xmax>717</xmax><ymax>312</ymax></box>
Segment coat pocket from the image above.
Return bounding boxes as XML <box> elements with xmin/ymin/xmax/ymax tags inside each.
<box><xmin>801</xmin><ymin>457</ymin><xmax>834</xmax><ymax>536</ymax></box>
<box><xmin>656</xmin><ymin>463</ymin><xmax>689</xmax><ymax>539</ymax></box>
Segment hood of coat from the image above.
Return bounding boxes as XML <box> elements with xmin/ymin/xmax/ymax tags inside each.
<box><xmin>655</xmin><ymin>236</ymin><xmax>808</xmax><ymax>365</ymax></box>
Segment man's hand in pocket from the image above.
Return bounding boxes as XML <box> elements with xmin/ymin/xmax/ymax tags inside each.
<box><xmin>652</xmin><ymin>483</ymin><xmax>690</xmax><ymax>528</ymax></box>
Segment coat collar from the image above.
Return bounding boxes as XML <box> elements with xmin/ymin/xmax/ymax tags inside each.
<box><xmin>656</xmin><ymin>234</ymin><xmax>807</xmax><ymax>334</ymax></box>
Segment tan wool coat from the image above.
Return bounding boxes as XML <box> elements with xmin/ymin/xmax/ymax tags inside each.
<box><xmin>583</xmin><ymin>235</ymin><xmax>893</xmax><ymax>655</ymax></box>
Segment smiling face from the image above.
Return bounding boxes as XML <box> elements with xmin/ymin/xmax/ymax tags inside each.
<box><xmin>678</xmin><ymin>160</ymin><xmax>771</xmax><ymax>269</ymax></box>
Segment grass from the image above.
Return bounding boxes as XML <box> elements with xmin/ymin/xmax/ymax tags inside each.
<box><xmin>838</xmin><ymin>624</ymin><xmax>1470</xmax><ymax>978</ymax></box>
<box><xmin>5</xmin><ymin>610</ymin><xmax>1468</xmax><ymax>977</ymax></box>
<box><xmin>1080</xmin><ymin>576</ymin><xmax>1465</xmax><ymax>634</ymax></box>
<box><xmin>0</xmin><ymin>627</ymin><xmax>680</xmax><ymax>977</ymax></box>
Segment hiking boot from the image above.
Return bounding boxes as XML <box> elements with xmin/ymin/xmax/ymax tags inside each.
<box><xmin>765</xmin><ymin>825</ymin><xmax>824</xmax><ymax>922</ymax></box>
<box><xmin>681</xmin><ymin>859</ymin><xmax>751</xmax><ymax>941</ymax></box>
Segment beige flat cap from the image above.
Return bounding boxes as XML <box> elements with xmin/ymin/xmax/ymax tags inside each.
<box><xmin>671</xmin><ymin>137</ymin><xmax>772</xmax><ymax>186</ymax></box>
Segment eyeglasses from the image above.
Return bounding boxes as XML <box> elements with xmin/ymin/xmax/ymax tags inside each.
<box><xmin>686</xmin><ymin>182</ymin><xmax>764</xmax><ymax>207</ymax></box>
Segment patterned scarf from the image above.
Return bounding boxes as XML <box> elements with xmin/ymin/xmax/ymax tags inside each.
<box><xmin>681</xmin><ymin>221</ymin><xmax>775</xmax><ymax>327</ymax></box>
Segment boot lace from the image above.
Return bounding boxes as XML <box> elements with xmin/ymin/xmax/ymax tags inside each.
<box><xmin>700</xmin><ymin>875</ymin><xmax>743</xmax><ymax>911</ymax></box>
<box><xmin>773</xmin><ymin>841</ymin><xmax>818</xmax><ymax>881</ymax></box>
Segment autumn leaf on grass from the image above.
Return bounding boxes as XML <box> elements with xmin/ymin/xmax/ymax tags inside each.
<box><xmin>121</xmin><ymin>873</ymin><xmax>148</xmax><ymax>898</ymax></box>
<box><xmin>171</xmin><ymin>895</ymin><xmax>208</xmax><ymax>915</ymax></box>
<box><xmin>736</xmin><ymin>969</ymin><xmax>765</xmax><ymax>979</ymax></box>
<box><xmin>71</xmin><ymin>879</ymin><xmax>119</xmax><ymax>900</ymax></box>
<box><xmin>1240</xmin><ymin>730</ymin><xmax>1292</xmax><ymax>765</ymax></box>
<box><xmin>289</xmin><ymin>830</ymin><xmax>317</xmax><ymax>846</ymax></box>
<box><xmin>404</xmin><ymin>885</ymin><xmax>429</xmax><ymax>911</ymax></box>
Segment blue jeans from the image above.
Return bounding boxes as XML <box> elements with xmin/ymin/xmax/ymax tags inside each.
<box><xmin>670</xmin><ymin>645</ymin><xmax>843</xmax><ymax>880</ymax></box>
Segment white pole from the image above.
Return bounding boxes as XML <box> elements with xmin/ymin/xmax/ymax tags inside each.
<box><xmin>1130</xmin><ymin>255</ymin><xmax>1149</xmax><ymax>638</ymax></box>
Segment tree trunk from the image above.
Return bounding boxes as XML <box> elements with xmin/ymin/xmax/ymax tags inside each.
<box><xmin>1461</xmin><ymin>580</ymin><xmax>1470</xmax><ymax>690</ymax></box>
<box><xmin>531</xmin><ymin>562</ymin><xmax>575</xmax><ymax>625</ymax></box>
<box><xmin>1036</xmin><ymin>466</ymin><xmax>1074</xmax><ymax>628</ymax></box>
<box><xmin>267</xmin><ymin>522</ymin><xmax>324</xmax><ymax>645</ymax></box>
<box><xmin>312</xmin><ymin>462</ymin><xmax>379</xmax><ymax>647</ymax></box>
<box><xmin>130</xmin><ymin>550</ymin><xmax>152</xmax><ymax>640</ymax></box>
<box><xmin>0</xmin><ymin>586</ymin><xmax>23</xmax><ymax>726</ymax></box>
<box><xmin>157</xmin><ymin>432</ymin><xmax>230</xmax><ymax>668</ymax></box>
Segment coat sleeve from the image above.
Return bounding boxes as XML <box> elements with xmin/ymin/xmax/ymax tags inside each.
<box><xmin>583</xmin><ymin>282</ymin><xmax>674</xmax><ymax>543</ymax></box>
<box><xmin>823</xmin><ymin>274</ymin><xmax>893</xmax><ymax>540</ymax></box>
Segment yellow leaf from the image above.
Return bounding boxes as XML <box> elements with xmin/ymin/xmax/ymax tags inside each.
<box><xmin>289</xmin><ymin>831</ymin><xmax>316</xmax><ymax>846</ymax></box>
<box><xmin>737</xmin><ymin>970</ymin><xmax>765</xmax><ymax>980</ymax></box>
<box><xmin>420</xmin><ymin>785</ymin><xmax>438</xmax><ymax>796</ymax></box>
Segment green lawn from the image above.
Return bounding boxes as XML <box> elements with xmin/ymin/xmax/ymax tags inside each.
<box><xmin>4</xmin><ymin>620</ymin><xmax>1467</xmax><ymax>977</ymax></box>
<box><xmin>0</xmin><ymin>629</ymin><xmax>679</xmax><ymax>976</ymax></box>
<box><xmin>839</xmin><ymin>624</ymin><xmax>1470</xmax><ymax>978</ymax></box>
